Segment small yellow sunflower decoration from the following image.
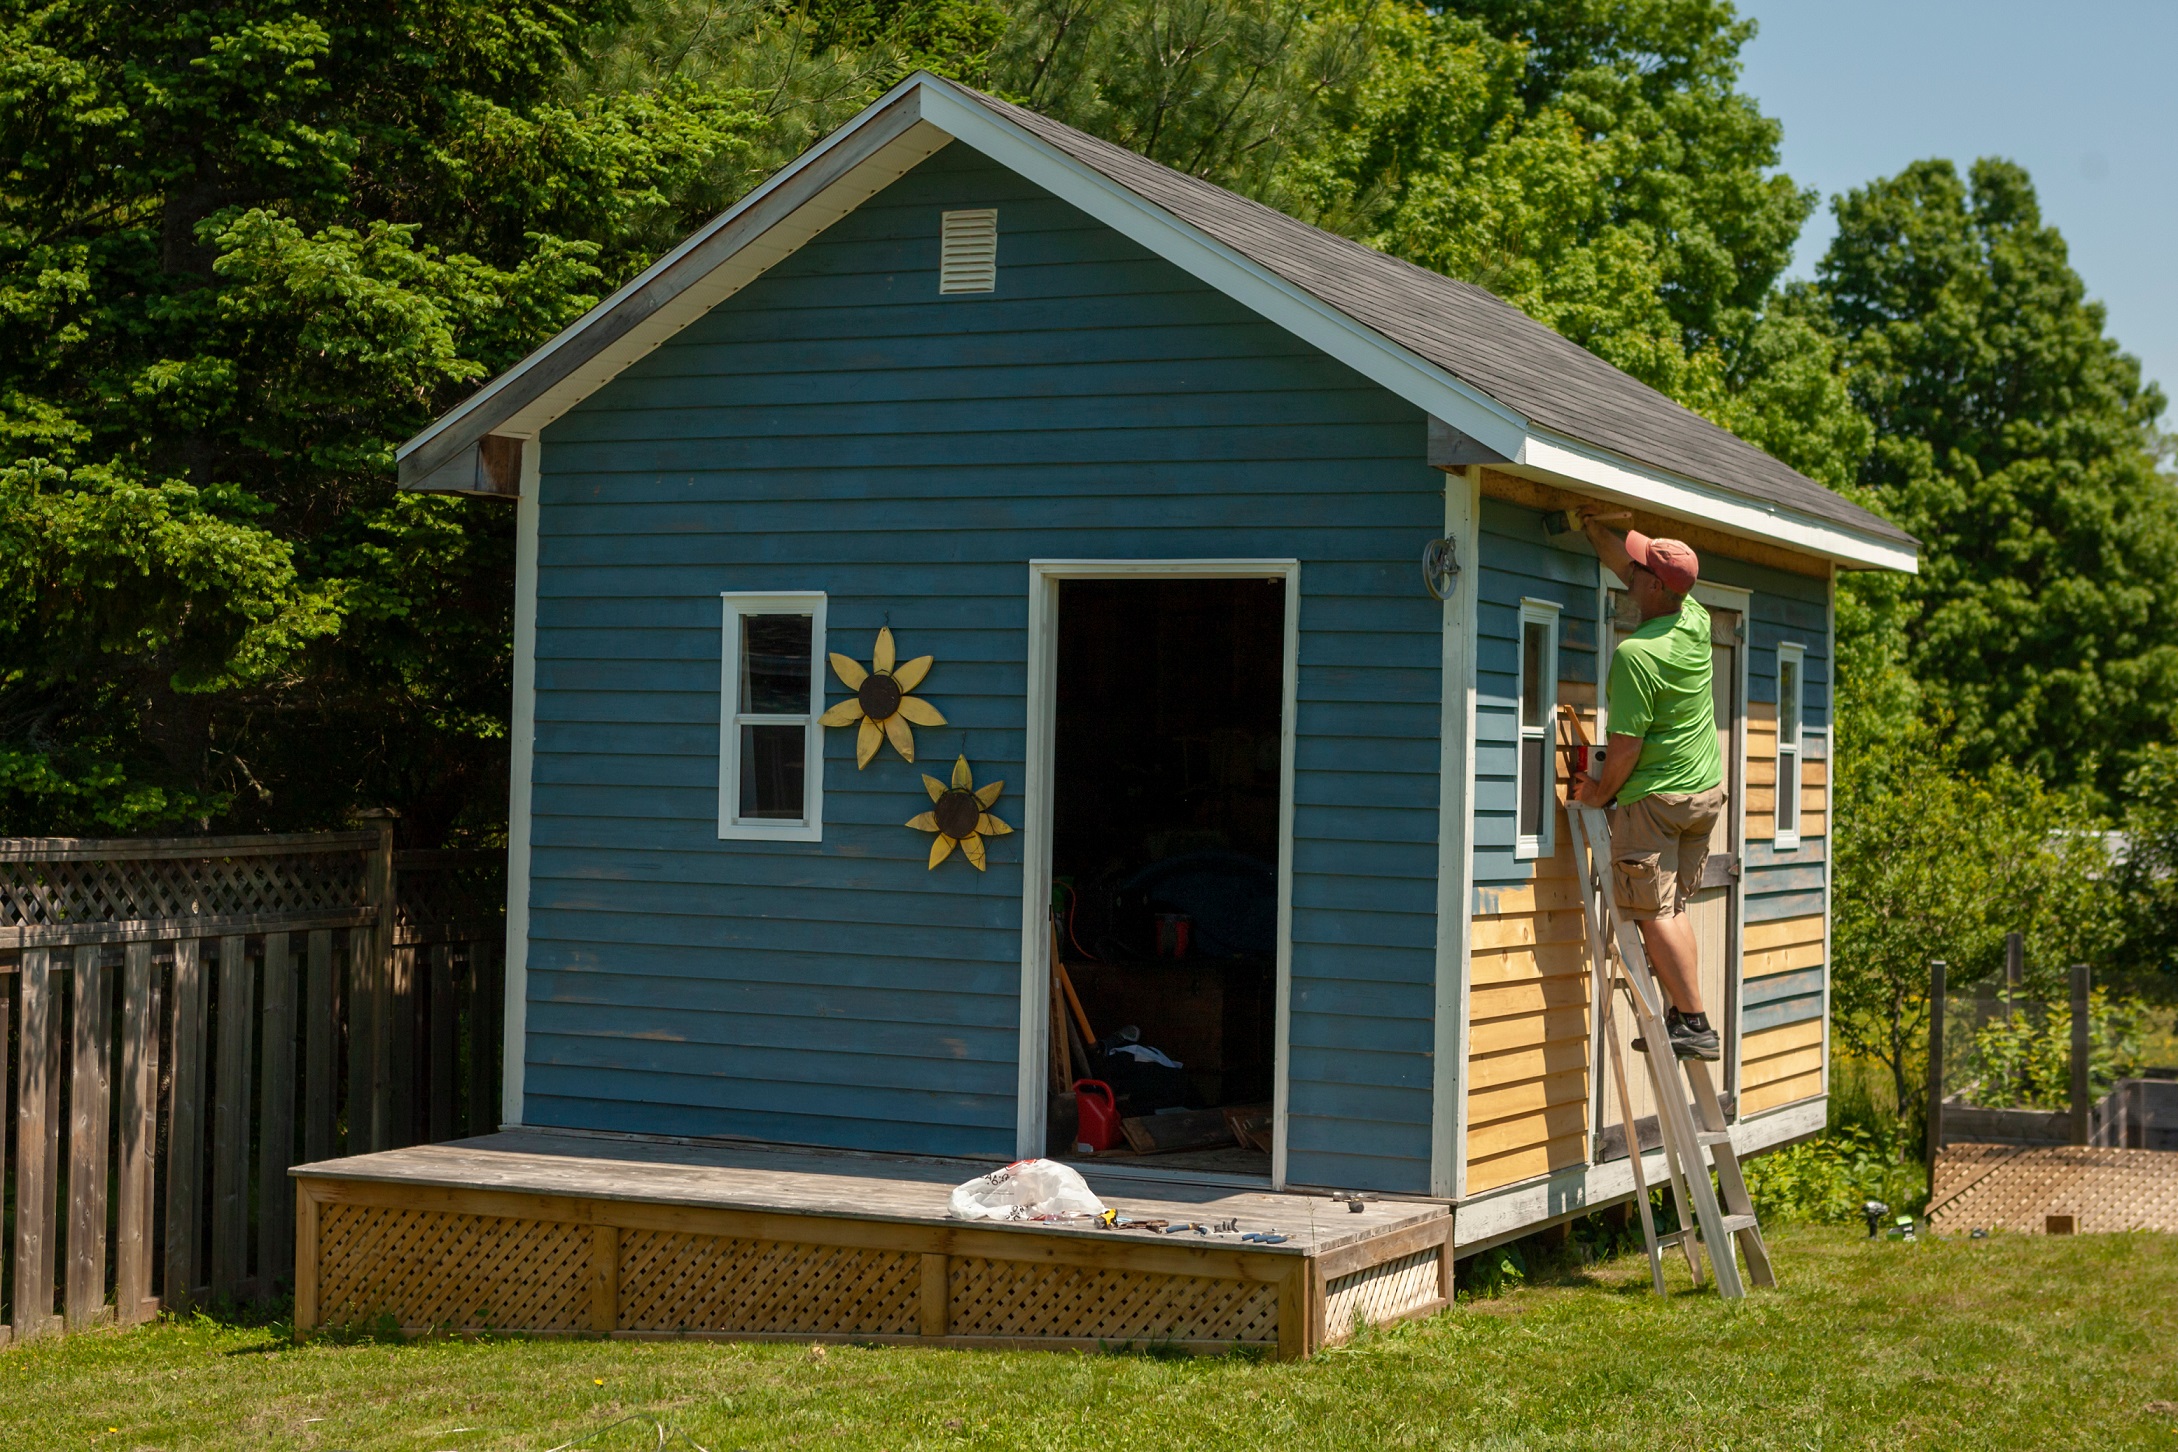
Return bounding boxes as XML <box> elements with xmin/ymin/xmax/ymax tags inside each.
<box><xmin>819</xmin><ymin>627</ymin><xmax>945</xmax><ymax>767</ymax></box>
<box><xmin>908</xmin><ymin>756</ymin><xmax>1012</xmax><ymax>870</ymax></box>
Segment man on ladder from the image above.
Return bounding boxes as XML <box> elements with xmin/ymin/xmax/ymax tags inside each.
<box><xmin>1570</xmin><ymin>511</ymin><xmax>1725</xmax><ymax>1064</ymax></box>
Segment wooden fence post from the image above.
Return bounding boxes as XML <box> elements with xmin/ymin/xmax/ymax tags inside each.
<box><xmin>66</xmin><ymin>945</ymin><xmax>114</xmax><ymax>1329</ymax></box>
<box><xmin>358</xmin><ymin>810</ymin><xmax>397</xmax><ymax>1152</ymax></box>
<box><xmin>258</xmin><ymin>932</ymin><xmax>297</xmax><ymax>1292</ymax></box>
<box><xmin>2070</xmin><ymin>963</ymin><xmax>2091</xmax><ymax>1146</ymax></box>
<box><xmin>344</xmin><ymin>924</ymin><xmax>372</xmax><ymax>1155</ymax></box>
<box><xmin>115</xmin><ymin>942</ymin><xmax>161</xmax><ymax>1325</ymax></box>
<box><xmin>15</xmin><ymin>947</ymin><xmax>60</xmax><ymax>1340</ymax></box>
<box><xmin>388</xmin><ymin>945</ymin><xmax>415</xmax><ymax>1148</ymax></box>
<box><xmin>303</xmin><ymin>928</ymin><xmax>335</xmax><ymax>1164</ymax></box>
<box><xmin>1925</xmin><ymin>959</ymin><xmax>1946</xmax><ymax>1194</ymax></box>
<box><xmin>165</xmin><ymin>937</ymin><xmax>209</xmax><ymax>1311</ymax></box>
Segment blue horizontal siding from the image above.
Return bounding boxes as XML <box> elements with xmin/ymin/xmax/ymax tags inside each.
<box><xmin>524</xmin><ymin>144</ymin><xmax>1443</xmax><ymax>1188</ymax></box>
<box><xmin>1473</xmin><ymin>500</ymin><xmax>1600</xmax><ymax>896</ymax></box>
<box><xmin>1744</xmin><ymin>965</ymin><xmax>1825</xmax><ymax>1007</ymax></box>
<box><xmin>1743</xmin><ymin>993</ymin><xmax>1825</xmax><ymax>1033</ymax></box>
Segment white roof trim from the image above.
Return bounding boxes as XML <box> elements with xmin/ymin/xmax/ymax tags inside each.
<box><xmin>396</xmin><ymin>72</ymin><xmax>1913</xmax><ymax>573</ymax></box>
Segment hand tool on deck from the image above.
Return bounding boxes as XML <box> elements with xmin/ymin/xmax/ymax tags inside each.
<box><xmin>1556</xmin><ymin>705</ymin><xmax>1775</xmax><ymax>1300</ymax></box>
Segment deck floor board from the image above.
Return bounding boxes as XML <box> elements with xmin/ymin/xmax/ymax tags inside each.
<box><xmin>292</xmin><ymin>1129</ymin><xmax>1443</xmax><ymax>1257</ymax></box>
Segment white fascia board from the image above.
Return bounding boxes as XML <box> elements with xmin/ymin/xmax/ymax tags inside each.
<box><xmin>1517</xmin><ymin>429</ymin><xmax>1920</xmax><ymax>574</ymax></box>
<box><xmin>397</xmin><ymin>76</ymin><xmax>950</xmax><ymax>469</ymax></box>
<box><xmin>911</xmin><ymin>84</ymin><xmax>1529</xmax><ymax>461</ymax></box>
<box><xmin>1451</xmin><ymin>1095</ymin><xmax>1825</xmax><ymax>1249</ymax></box>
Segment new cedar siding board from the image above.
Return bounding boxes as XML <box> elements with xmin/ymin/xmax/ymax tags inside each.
<box><xmin>522</xmin><ymin>145</ymin><xmax>1447</xmax><ymax>1190</ymax></box>
<box><xmin>1463</xmin><ymin>500</ymin><xmax>1600</xmax><ymax>1194</ymax></box>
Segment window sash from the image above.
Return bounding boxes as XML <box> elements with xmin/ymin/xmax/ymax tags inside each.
<box><xmin>1516</xmin><ymin>603</ymin><xmax>1560</xmax><ymax>860</ymax></box>
<box><xmin>720</xmin><ymin>595</ymin><xmax>826</xmax><ymax>840</ymax></box>
<box><xmin>1775</xmin><ymin>645</ymin><xmax>1804</xmax><ymax>845</ymax></box>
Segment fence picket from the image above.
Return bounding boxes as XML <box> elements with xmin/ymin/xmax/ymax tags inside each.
<box><xmin>210</xmin><ymin>934</ymin><xmax>256</xmax><ymax>1298</ymax></box>
<box><xmin>303</xmin><ymin>929</ymin><xmax>335</xmax><ymax>1163</ymax></box>
<box><xmin>115</xmin><ymin>942</ymin><xmax>160</xmax><ymax>1325</ymax></box>
<box><xmin>14</xmin><ymin>948</ymin><xmax>59</xmax><ymax>1340</ymax></box>
<box><xmin>164</xmin><ymin>938</ymin><xmax>208</xmax><ymax>1310</ymax></box>
<box><xmin>66</xmin><ymin>946</ymin><xmax>114</xmax><ymax>1328</ymax></box>
<box><xmin>258</xmin><ymin>932</ymin><xmax>297</xmax><ymax>1293</ymax></box>
<box><xmin>0</xmin><ymin>829</ymin><xmax>501</xmax><ymax>1338</ymax></box>
<box><xmin>429</xmin><ymin>944</ymin><xmax>455</xmax><ymax>1142</ymax></box>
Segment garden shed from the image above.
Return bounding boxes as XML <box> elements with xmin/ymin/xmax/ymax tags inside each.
<box><xmin>293</xmin><ymin>71</ymin><xmax>1917</xmax><ymax>1349</ymax></box>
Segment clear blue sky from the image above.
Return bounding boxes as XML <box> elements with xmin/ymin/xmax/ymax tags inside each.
<box><xmin>1735</xmin><ymin>0</ymin><xmax>2178</xmax><ymax>409</ymax></box>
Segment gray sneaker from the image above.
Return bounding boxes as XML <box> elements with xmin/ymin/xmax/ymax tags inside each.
<box><xmin>1632</xmin><ymin>1014</ymin><xmax>1721</xmax><ymax>1062</ymax></box>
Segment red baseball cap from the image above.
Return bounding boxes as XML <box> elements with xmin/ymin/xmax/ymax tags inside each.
<box><xmin>1626</xmin><ymin>532</ymin><xmax>1699</xmax><ymax>595</ymax></box>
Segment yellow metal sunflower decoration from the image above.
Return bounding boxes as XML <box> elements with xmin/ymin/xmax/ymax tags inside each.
<box><xmin>907</xmin><ymin>756</ymin><xmax>1012</xmax><ymax>870</ymax></box>
<box><xmin>819</xmin><ymin>627</ymin><xmax>945</xmax><ymax>767</ymax></box>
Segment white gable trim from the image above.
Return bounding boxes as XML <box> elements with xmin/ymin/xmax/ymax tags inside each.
<box><xmin>397</xmin><ymin>72</ymin><xmax>1914</xmax><ymax>573</ymax></box>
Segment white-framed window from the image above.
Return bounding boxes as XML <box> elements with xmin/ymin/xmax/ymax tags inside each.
<box><xmin>1775</xmin><ymin>642</ymin><xmax>1805</xmax><ymax>850</ymax></box>
<box><xmin>719</xmin><ymin>593</ymin><xmax>827</xmax><ymax>841</ymax></box>
<box><xmin>1516</xmin><ymin>598</ymin><xmax>1562</xmax><ymax>861</ymax></box>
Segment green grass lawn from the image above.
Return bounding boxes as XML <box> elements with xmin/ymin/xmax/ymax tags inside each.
<box><xmin>7</xmin><ymin>1224</ymin><xmax>2175</xmax><ymax>1451</ymax></box>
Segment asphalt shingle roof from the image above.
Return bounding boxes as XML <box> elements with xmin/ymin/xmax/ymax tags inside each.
<box><xmin>964</xmin><ymin>87</ymin><xmax>1913</xmax><ymax>550</ymax></box>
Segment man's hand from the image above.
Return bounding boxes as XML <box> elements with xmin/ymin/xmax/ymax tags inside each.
<box><xmin>1572</xmin><ymin>773</ymin><xmax>1612</xmax><ymax>808</ymax></box>
<box><xmin>1577</xmin><ymin>508</ymin><xmax>1635</xmax><ymax>583</ymax></box>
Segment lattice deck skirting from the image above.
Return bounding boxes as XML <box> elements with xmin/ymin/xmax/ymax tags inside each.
<box><xmin>294</xmin><ymin>1142</ymin><xmax>1455</xmax><ymax>1359</ymax></box>
<box><xmin>1928</xmin><ymin>1142</ymin><xmax>2178</xmax><ymax>1235</ymax></box>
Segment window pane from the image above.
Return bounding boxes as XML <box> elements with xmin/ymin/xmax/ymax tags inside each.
<box><xmin>1519</xmin><ymin>735</ymin><xmax>1546</xmax><ymax>837</ymax></box>
<box><xmin>1778</xmin><ymin>747</ymin><xmax>1799</xmax><ymax>831</ymax></box>
<box><xmin>740</xmin><ymin>724</ymin><xmax>806</xmax><ymax>820</ymax></box>
<box><xmin>741</xmin><ymin>614</ymin><xmax>812</xmax><ymax>716</ymax></box>
<box><xmin>1779</xmin><ymin>658</ymin><xmax>1801</xmax><ymax>744</ymax></box>
<box><xmin>1521</xmin><ymin>622</ymin><xmax>1547</xmax><ymax>728</ymax></box>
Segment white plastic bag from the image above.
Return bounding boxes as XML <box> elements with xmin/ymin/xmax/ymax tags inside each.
<box><xmin>947</xmin><ymin>1158</ymin><xmax>1109</xmax><ymax>1222</ymax></box>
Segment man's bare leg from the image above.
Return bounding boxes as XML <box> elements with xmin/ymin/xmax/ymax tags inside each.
<box><xmin>1637</xmin><ymin>910</ymin><xmax>1705</xmax><ymax>1018</ymax></box>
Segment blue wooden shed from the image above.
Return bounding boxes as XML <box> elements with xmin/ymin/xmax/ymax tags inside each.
<box><xmin>398</xmin><ymin>72</ymin><xmax>1916</xmax><ymax>1253</ymax></box>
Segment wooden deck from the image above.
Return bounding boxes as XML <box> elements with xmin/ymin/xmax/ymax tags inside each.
<box><xmin>292</xmin><ymin>1130</ymin><xmax>1453</xmax><ymax>1358</ymax></box>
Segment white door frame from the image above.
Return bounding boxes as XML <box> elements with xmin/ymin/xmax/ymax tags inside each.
<box><xmin>1015</xmin><ymin>559</ymin><xmax>1302</xmax><ymax>1188</ymax></box>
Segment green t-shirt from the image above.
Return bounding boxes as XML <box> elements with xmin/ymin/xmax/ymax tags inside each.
<box><xmin>1607</xmin><ymin>597</ymin><xmax>1725</xmax><ymax>805</ymax></box>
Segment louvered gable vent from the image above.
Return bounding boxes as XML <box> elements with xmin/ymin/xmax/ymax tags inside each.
<box><xmin>939</xmin><ymin>209</ymin><xmax>998</xmax><ymax>294</ymax></box>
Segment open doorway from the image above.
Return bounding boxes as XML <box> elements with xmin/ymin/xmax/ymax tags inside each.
<box><xmin>1044</xmin><ymin>577</ymin><xmax>1286</xmax><ymax>1177</ymax></box>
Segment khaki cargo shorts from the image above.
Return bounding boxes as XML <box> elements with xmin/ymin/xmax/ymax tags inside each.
<box><xmin>1609</xmin><ymin>784</ymin><xmax>1726</xmax><ymax>921</ymax></box>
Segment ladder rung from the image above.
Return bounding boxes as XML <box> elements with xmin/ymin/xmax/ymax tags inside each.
<box><xmin>1719</xmin><ymin>1214</ymin><xmax>1759</xmax><ymax>1234</ymax></box>
<box><xmin>1696</xmin><ymin>1130</ymin><xmax>1733</xmax><ymax>1147</ymax></box>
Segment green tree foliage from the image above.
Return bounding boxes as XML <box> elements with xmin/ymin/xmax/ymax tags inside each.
<box><xmin>1821</xmin><ymin>159</ymin><xmax>2178</xmax><ymax>799</ymax></box>
<box><xmin>1830</xmin><ymin>719</ymin><xmax>2122</xmax><ymax>1115</ymax></box>
<box><xmin>0</xmin><ymin>0</ymin><xmax>766</xmax><ymax>836</ymax></box>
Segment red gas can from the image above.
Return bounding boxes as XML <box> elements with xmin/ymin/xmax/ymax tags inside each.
<box><xmin>1073</xmin><ymin>1079</ymin><xmax>1120</xmax><ymax>1154</ymax></box>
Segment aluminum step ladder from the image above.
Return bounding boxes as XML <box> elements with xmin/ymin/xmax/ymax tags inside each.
<box><xmin>1562</xmin><ymin>773</ymin><xmax>1775</xmax><ymax>1299</ymax></box>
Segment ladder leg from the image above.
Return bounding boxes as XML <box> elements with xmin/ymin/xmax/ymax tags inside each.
<box><xmin>1600</xmin><ymin>985</ymin><xmax>1667</xmax><ymax>1295</ymax></box>
<box><xmin>1626</xmin><ymin>980</ymin><xmax>1706</xmax><ymax>1286</ymax></box>
<box><xmin>1684</xmin><ymin>1059</ymin><xmax>1778</xmax><ymax>1290</ymax></box>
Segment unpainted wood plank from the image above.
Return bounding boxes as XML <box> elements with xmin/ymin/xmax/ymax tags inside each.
<box><xmin>164</xmin><ymin>937</ymin><xmax>209</xmax><ymax>1310</ymax></box>
<box><xmin>1472</xmin><ymin>875</ymin><xmax>1585</xmax><ymax>916</ymax></box>
<box><xmin>1741</xmin><ymin>1016</ymin><xmax>1827</xmax><ymax>1059</ymax></box>
<box><xmin>1477</xmin><ymin>469</ymin><xmax>1832</xmax><ymax>578</ymax></box>
<box><xmin>345</xmin><ymin>924</ymin><xmax>373</xmax><ymax>1154</ymax></box>
<box><xmin>1469</xmin><ymin>940</ymin><xmax>1590</xmax><ymax>987</ymax></box>
<box><xmin>1466</xmin><ymin>1067</ymin><xmax>1589</xmax><ymax>1128</ymax></box>
<box><xmin>293</xmin><ymin>1184</ymin><xmax>321</xmax><ymax>1333</ymax></box>
<box><xmin>428</xmin><ymin>944</ymin><xmax>455</xmax><ymax>1143</ymax></box>
<box><xmin>1463</xmin><ymin>1036</ymin><xmax>1591</xmax><ymax>1092</ymax></box>
<box><xmin>1313</xmin><ymin>1215</ymin><xmax>1453</xmax><ymax>1282</ymax></box>
<box><xmin>14</xmin><ymin>948</ymin><xmax>59</xmax><ymax>1339</ymax></box>
<box><xmin>1464</xmin><ymin>1129</ymin><xmax>1587</xmax><ymax>1194</ymax></box>
<box><xmin>258</xmin><ymin>932</ymin><xmax>298</xmax><ymax>1292</ymax></box>
<box><xmin>303</xmin><ymin>929</ymin><xmax>335</xmax><ymax>1164</ymax></box>
<box><xmin>1467</xmin><ymin>1005</ymin><xmax>1589</xmax><ymax>1058</ymax></box>
<box><xmin>0</xmin><ymin>829</ymin><xmax>379</xmax><ymax>864</ymax></box>
<box><xmin>115</xmin><ymin>942</ymin><xmax>161</xmax><ymax>1325</ymax></box>
<box><xmin>1744</xmin><ymin>938</ymin><xmax>1826</xmax><ymax>978</ymax></box>
<box><xmin>210</xmin><ymin>934</ymin><xmax>256</xmax><ymax>1298</ymax></box>
<box><xmin>1744</xmin><ymin>915</ymin><xmax>1825</xmax><ymax>953</ymax></box>
<box><xmin>1740</xmin><ymin>1067</ymin><xmax>1826</xmax><ymax>1116</ymax></box>
<box><xmin>1469</xmin><ymin>972</ymin><xmax>1590</xmax><ymax>1023</ymax></box>
<box><xmin>67</xmin><ymin>945</ymin><xmax>115</xmax><ymax>1329</ymax></box>
<box><xmin>1741</xmin><ymin>1042</ymin><xmax>1825</xmax><ymax>1091</ymax></box>
<box><xmin>1468</xmin><ymin>908</ymin><xmax>1588</xmax><ymax>952</ymax></box>
<box><xmin>1464</xmin><ymin>1100</ymin><xmax>1588</xmax><ymax>1163</ymax></box>
<box><xmin>918</xmin><ymin>1252</ymin><xmax>950</xmax><ymax>1337</ymax></box>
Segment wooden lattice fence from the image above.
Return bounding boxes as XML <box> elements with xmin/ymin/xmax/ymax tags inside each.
<box><xmin>0</xmin><ymin>818</ymin><xmax>504</xmax><ymax>1342</ymax></box>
